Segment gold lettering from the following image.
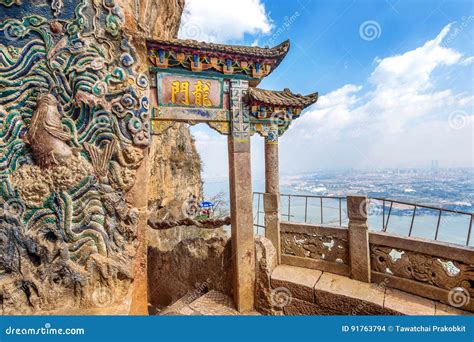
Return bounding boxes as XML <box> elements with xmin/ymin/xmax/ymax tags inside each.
<box><xmin>171</xmin><ymin>80</ymin><xmax>190</xmax><ymax>105</ymax></box>
<box><xmin>192</xmin><ymin>80</ymin><xmax>212</xmax><ymax>107</ymax></box>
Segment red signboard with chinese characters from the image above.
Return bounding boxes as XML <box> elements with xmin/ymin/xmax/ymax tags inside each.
<box><xmin>157</xmin><ymin>73</ymin><xmax>223</xmax><ymax>109</ymax></box>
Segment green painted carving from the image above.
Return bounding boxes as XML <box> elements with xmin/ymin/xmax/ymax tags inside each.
<box><xmin>0</xmin><ymin>0</ymin><xmax>148</xmax><ymax>313</ymax></box>
<box><xmin>0</xmin><ymin>0</ymin><xmax>22</xmax><ymax>8</ymax></box>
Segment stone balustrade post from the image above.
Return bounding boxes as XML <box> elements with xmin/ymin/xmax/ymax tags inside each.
<box><xmin>347</xmin><ymin>195</ymin><xmax>371</xmax><ymax>283</ymax></box>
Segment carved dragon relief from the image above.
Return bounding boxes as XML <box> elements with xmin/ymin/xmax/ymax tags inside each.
<box><xmin>281</xmin><ymin>231</ymin><xmax>349</xmax><ymax>265</ymax></box>
<box><xmin>0</xmin><ymin>0</ymin><xmax>149</xmax><ymax>314</ymax></box>
<box><xmin>371</xmin><ymin>245</ymin><xmax>474</xmax><ymax>295</ymax></box>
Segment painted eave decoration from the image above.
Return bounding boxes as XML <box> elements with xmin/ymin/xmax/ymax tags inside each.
<box><xmin>249</xmin><ymin>87</ymin><xmax>318</xmax><ymax>120</ymax></box>
<box><xmin>147</xmin><ymin>38</ymin><xmax>290</xmax><ymax>79</ymax></box>
<box><xmin>248</xmin><ymin>87</ymin><xmax>318</xmax><ymax>109</ymax></box>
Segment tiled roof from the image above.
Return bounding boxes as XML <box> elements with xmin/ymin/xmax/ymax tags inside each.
<box><xmin>147</xmin><ymin>38</ymin><xmax>290</xmax><ymax>61</ymax></box>
<box><xmin>248</xmin><ymin>87</ymin><xmax>318</xmax><ymax>108</ymax></box>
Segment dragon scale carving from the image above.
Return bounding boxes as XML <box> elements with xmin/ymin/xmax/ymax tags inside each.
<box><xmin>0</xmin><ymin>0</ymin><xmax>149</xmax><ymax>313</ymax></box>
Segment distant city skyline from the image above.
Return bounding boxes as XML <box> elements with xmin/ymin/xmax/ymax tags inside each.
<box><xmin>180</xmin><ymin>0</ymin><xmax>473</xmax><ymax>182</ymax></box>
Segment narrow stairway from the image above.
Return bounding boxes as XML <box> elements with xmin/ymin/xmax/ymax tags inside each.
<box><xmin>159</xmin><ymin>290</ymin><xmax>239</xmax><ymax>315</ymax></box>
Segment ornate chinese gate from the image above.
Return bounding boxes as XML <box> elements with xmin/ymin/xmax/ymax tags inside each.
<box><xmin>146</xmin><ymin>38</ymin><xmax>318</xmax><ymax>312</ymax></box>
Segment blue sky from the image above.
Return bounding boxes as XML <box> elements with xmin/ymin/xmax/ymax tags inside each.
<box><xmin>256</xmin><ymin>0</ymin><xmax>473</xmax><ymax>94</ymax></box>
<box><xmin>179</xmin><ymin>0</ymin><xmax>473</xmax><ymax>181</ymax></box>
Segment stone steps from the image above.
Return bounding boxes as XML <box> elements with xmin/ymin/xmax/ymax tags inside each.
<box><xmin>270</xmin><ymin>264</ymin><xmax>470</xmax><ymax>315</ymax></box>
<box><xmin>159</xmin><ymin>290</ymin><xmax>240</xmax><ymax>315</ymax></box>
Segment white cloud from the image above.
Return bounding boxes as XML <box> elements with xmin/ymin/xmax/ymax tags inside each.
<box><xmin>370</xmin><ymin>24</ymin><xmax>461</xmax><ymax>92</ymax></box>
<box><xmin>178</xmin><ymin>0</ymin><xmax>273</xmax><ymax>43</ymax></box>
<box><xmin>281</xmin><ymin>24</ymin><xmax>473</xmax><ymax>170</ymax></box>
<box><xmin>191</xmin><ymin>24</ymin><xmax>473</xmax><ymax>182</ymax></box>
<box><xmin>461</xmin><ymin>56</ymin><xmax>474</xmax><ymax>66</ymax></box>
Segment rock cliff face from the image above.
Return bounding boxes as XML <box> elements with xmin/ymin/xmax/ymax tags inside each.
<box><xmin>118</xmin><ymin>0</ymin><xmax>204</xmax><ymax>251</ymax></box>
<box><xmin>147</xmin><ymin>124</ymin><xmax>203</xmax><ymax>250</ymax></box>
<box><xmin>0</xmin><ymin>0</ymin><xmax>199</xmax><ymax>314</ymax></box>
<box><xmin>148</xmin><ymin>237</ymin><xmax>232</xmax><ymax>310</ymax></box>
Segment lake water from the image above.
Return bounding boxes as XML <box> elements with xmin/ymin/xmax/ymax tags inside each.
<box><xmin>203</xmin><ymin>179</ymin><xmax>473</xmax><ymax>247</ymax></box>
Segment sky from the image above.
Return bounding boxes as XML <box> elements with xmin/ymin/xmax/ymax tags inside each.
<box><xmin>178</xmin><ymin>0</ymin><xmax>474</xmax><ymax>182</ymax></box>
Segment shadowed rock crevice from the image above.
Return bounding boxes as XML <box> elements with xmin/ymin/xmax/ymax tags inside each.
<box><xmin>147</xmin><ymin>237</ymin><xmax>233</xmax><ymax>313</ymax></box>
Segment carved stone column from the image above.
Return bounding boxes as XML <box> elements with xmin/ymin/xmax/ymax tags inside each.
<box><xmin>347</xmin><ymin>195</ymin><xmax>371</xmax><ymax>283</ymax></box>
<box><xmin>228</xmin><ymin>80</ymin><xmax>255</xmax><ymax>312</ymax></box>
<box><xmin>264</xmin><ymin>128</ymin><xmax>281</xmax><ymax>263</ymax></box>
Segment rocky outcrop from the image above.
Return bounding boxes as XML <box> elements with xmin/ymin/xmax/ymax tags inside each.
<box><xmin>147</xmin><ymin>124</ymin><xmax>204</xmax><ymax>251</ymax></box>
<box><xmin>118</xmin><ymin>1</ymin><xmax>206</xmax><ymax>251</ymax></box>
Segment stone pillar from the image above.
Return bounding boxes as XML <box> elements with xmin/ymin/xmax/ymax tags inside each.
<box><xmin>228</xmin><ymin>80</ymin><xmax>255</xmax><ymax>312</ymax></box>
<box><xmin>264</xmin><ymin>129</ymin><xmax>281</xmax><ymax>263</ymax></box>
<box><xmin>347</xmin><ymin>195</ymin><xmax>371</xmax><ymax>283</ymax></box>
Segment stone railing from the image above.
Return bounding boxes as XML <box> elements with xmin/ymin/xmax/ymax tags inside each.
<box><xmin>278</xmin><ymin>195</ymin><xmax>474</xmax><ymax>312</ymax></box>
<box><xmin>280</xmin><ymin>222</ymin><xmax>350</xmax><ymax>276</ymax></box>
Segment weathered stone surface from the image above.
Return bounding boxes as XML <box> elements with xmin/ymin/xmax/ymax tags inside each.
<box><xmin>264</xmin><ymin>140</ymin><xmax>281</xmax><ymax>262</ymax></box>
<box><xmin>189</xmin><ymin>290</ymin><xmax>238</xmax><ymax>315</ymax></box>
<box><xmin>160</xmin><ymin>290</ymin><xmax>239</xmax><ymax>316</ymax></box>
<box><xmin>148</xmin><ymin>237</ymin><xmax>232</xmax><ymax>310</ymax></box>
<box><xmin>281</xmin><ymin>231</ymin><xmax>349</xmax><ymax>265</ymax></box>
<box><xmin>347</xmin><ymin>195</ymin><xmax>367</xmax><ymax>221</ymax></box>
<box><xmin>347</xmin><ymin>195</ymin><xmax>370</xmax><ymax>283</ymax></box>
<box><xmin>348</xmin><ymin>222</ymin><xmax>370</xmax><ymax>282</ymax></box>
<box><xmin>255</xmin><ymin>236</ymin><xmax>281</xmax><ymax>315</ymax></box>
<box><xmin>227</xmin><ymin>132</ymin><xmax>255</xmax><ymax>312</ymax></box>
<box><xmin>271</xmin><ymin>265</ymin><xmax>322</xmax><ymax>303</ymax></box>
<box><xmin>371</xmin><ymin>244</ymin><xmax>474</xmax><ymax>298</ymax></box>
<box><xmin>283</xmin><ymin>298</ymin><xmax>339</xmax><ymax>316</ymax></box>
<box><xmin>0</xmin><ymin>0</ymin><xmax>164</xmax><ymax>315</ymax></box>
<box><xmin>146</xmin><ymin>123</ymin><xmax>207</xmax><ymax>251</ymax></box>
<box><xmin>434</xmin><ymin>303</ymin><xmax>471</xmax><ymax>315</ymax></box>
<box><xmin>119</xmin><ymin>0</ymin><xmax>185</xmax><ymax>40</ymax></box>
<box><xmin>384</xmin><ymin>288</ymin><xmax>435</xmax><ymax>315</ymax></box>
<box><xmin>314</xmin><ymin>273</ymin><xmax>388</xmax><ymax>315</ymax></box>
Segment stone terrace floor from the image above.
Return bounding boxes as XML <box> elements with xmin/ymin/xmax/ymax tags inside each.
<box><xmin>271</xmin><ymin>265</ymin><xmax>470</xmax><ymax>315</ymax></box>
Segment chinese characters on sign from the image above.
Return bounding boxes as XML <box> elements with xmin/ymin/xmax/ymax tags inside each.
<box><xmin>158</xmin><ymin>74</ymin><xmax>222</xmax><ymax>108</ymax></box>
<box><xmin>171</xmin><ymin>80</ymin><xmax>213</xmax><ymax>106</ymax></box>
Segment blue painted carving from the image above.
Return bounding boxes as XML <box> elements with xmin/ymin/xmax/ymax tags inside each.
<box><xmin>0</xmin><ymin>0</ymin><xmax>148</xmax><ymax>313</ymax></box>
